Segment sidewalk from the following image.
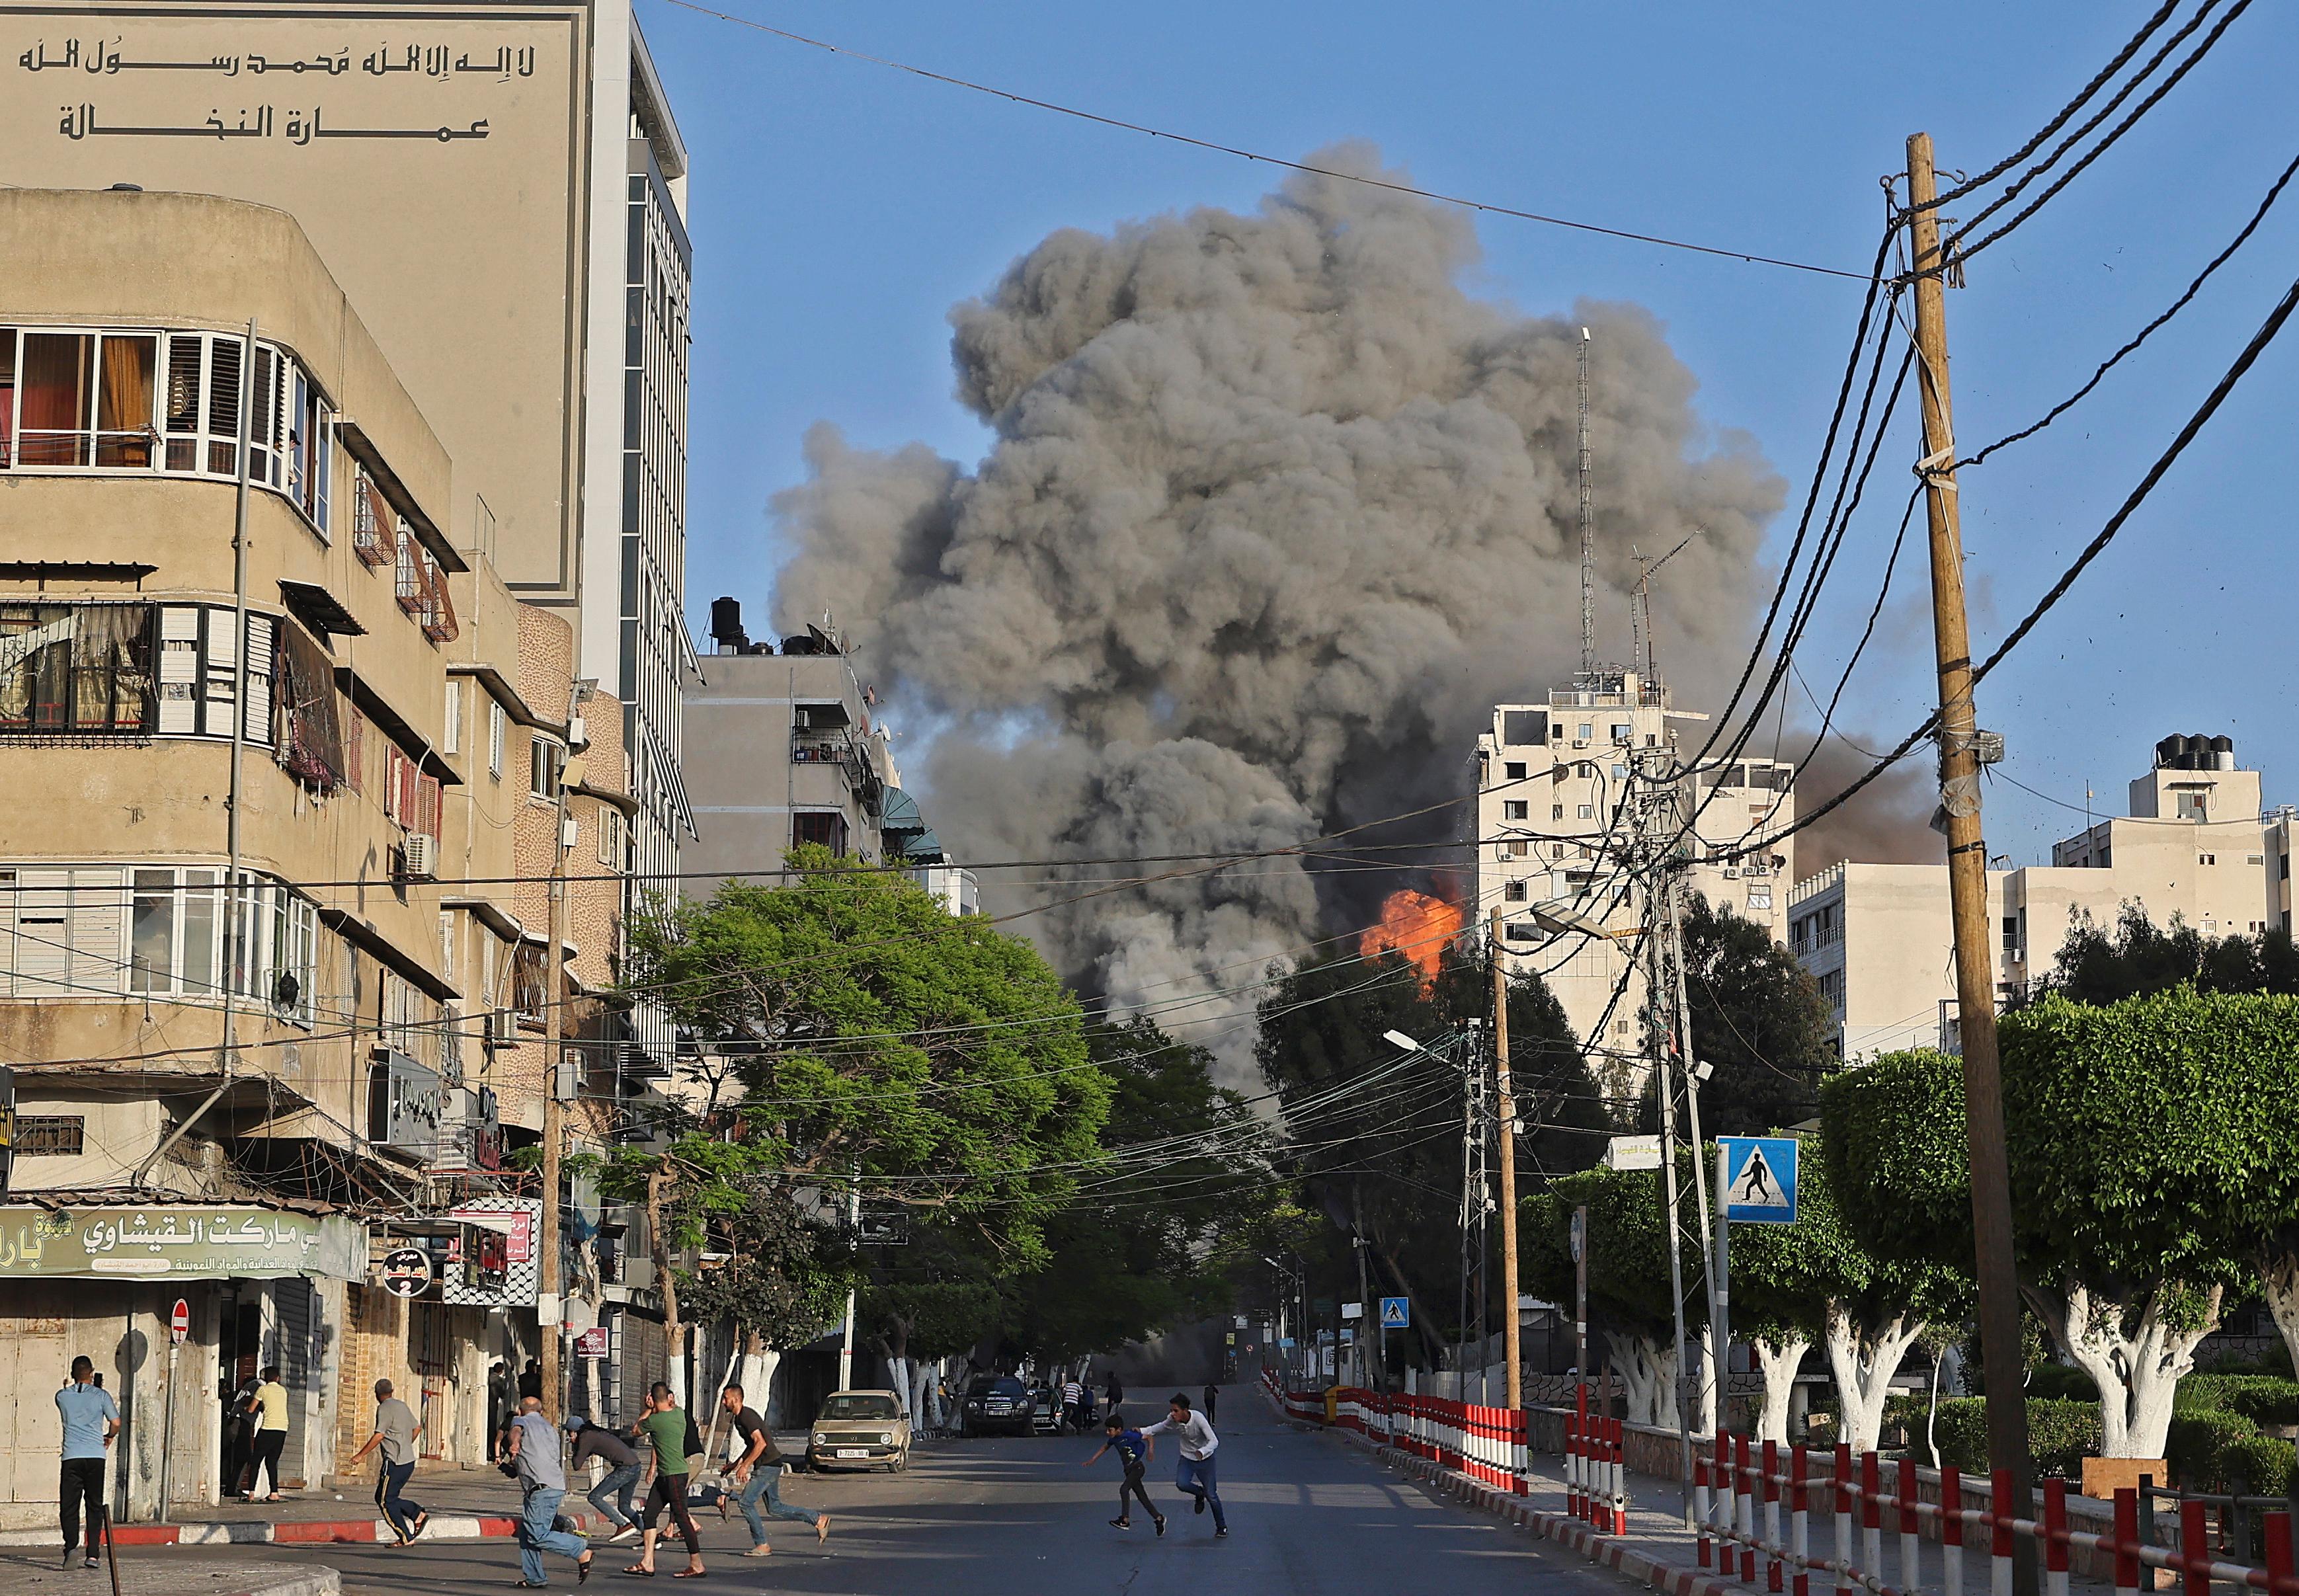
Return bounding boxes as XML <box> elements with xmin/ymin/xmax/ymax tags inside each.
<box><xmin>0</xmin><ymin>1550</ymin><xmax>335</xmax><ymax>1596</ymax></box>
<box><xmin>1277</xmin><ymin>1399</ymin><xmax>2119</xmax><ymax>1596</ymax></box>
<box><xmin>0</xmin><ymin>1470</ymin><xmax>610</xmax><ymax>1549</ymax></box>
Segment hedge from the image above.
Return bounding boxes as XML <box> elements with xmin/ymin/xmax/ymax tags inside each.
<box><xmin>2167</xmin><ymin>1410</ymin><xmax>2257</xmax><ymax>1490</ymax></box>
<box><xmin>1930</xmin><ymin>1397</ymin><xmax>2101</xmax><ymax>1478</ymax></box>
<box><xmin>2175</xmin><ymin>1374</ymin><xmax>2299</xmax><ymax>1428</ymax></box>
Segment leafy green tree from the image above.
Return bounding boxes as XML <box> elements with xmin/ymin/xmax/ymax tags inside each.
<box><xmin>2037</xmin><ymin>904</ymin><xmax>2299</xmax><ymax>1006</ymax></box>
<box><xmin>1523</xmin><ymin>1162</ymin><xmax>1707</xmax><ymax>1427</ymax></box>
<box><xmin>609</xmin><ymin>850</ymin><xmax>1114</xmax><ymax>1392</ymax></box>
<box><xmin>1258</xmin><ymin>945</ymin><xmax>1607</xmax><ymax>1369</ymax></box>
<box><xmin>999</xmin><ymin>1019</ymin><xmax>1275</xmax><ymax>1361</ymax></box>
<box><xmin>1658</xmin><ymin>891</ymin><xmax>1839</xmax><ymax>1135</ymax></box>
<box><xmin>1823</xmin><ymin>991</ymin><xmax>2299</xmax><ymax>1458</ymax></box>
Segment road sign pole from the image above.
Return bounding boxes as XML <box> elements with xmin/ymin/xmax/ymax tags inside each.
<box><xmin>158</xmin><ymin>1297</ymin><xmax>188</xmax><ymax>1526</ymax></box>
<box><xmin>1713</xmin><ymin>1145</ymin><xmax>1731</xmax><ymax>1410</ymax></box>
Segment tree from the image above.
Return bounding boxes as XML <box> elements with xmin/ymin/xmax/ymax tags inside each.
<box><xmin>1656</xmin><ymin>891</ymin><xmax>1838</xmax><ymax>1136</ymax></box>
<box><xmin>1000</xmin><ymin>1019</ymin><xmax>1275</xmax><ymax>1361</ymax></box>
<box><xmin>1258</xmin><ymin>944</ymin><xmax>1608</xmax><ymax>1368</ymax></box>
<box><xmin>1523</xmin><ymin>1163</ymin><xmax>1707</xmax><ymax>1427</ymax></box>
<box><xmin>2036</xmin><ymin>904</ymin><xmax>2299</xmax><ymax>1006</ymax></box>
<box><xmin>1823</xmin><ymin>991</ymin><xmax>2299</xmax><ymax>1459</ymax></box>
<box><xmin>1730</xmin><ymin>1149</ymin><xmax>1967</xmax><ymax>1449</ymax></box>
<box><xmin>612</xmin><ymin>850</ymin><xmax>1114</xmax><ymax>1396</ymax></box>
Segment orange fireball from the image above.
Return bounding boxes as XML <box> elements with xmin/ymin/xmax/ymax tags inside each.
<box><xmin>1359</xmin><ymin>889</ymin><xmax>1465</xmax><ymax>988</ymax></box>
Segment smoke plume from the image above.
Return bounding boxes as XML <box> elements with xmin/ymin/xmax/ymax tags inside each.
<box><xmin>770</xmin><ymin>143</ymin><xmax>1912</xmax><ymax>1058</ymax></box>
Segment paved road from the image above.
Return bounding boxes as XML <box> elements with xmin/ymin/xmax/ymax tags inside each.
<box><xmin>40</xmin><ymin>1398</ymin><xmax>1640</xmax><ymax>1595</ymax></box>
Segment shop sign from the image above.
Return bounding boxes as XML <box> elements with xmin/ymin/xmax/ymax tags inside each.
<box><xmin>380</xmin><ymin>1247</ymin><xmax>435</xmax><ymax>1298</ymax></box>
<box><xmin>574</xmin><ymin>1326</ymin><xmax>609</xmax><ymax>1359</ymax></box>
<box><xmin>440</xmin><ymin>1196</ymin><xmax>541</xmax><ymax>1308</ymax></box>
<box><xmin>0</xmin><ymin>1204</ymin><xmax>366</xmax><ymax>1281</ymax></box>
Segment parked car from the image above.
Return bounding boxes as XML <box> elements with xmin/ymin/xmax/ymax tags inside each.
<box><xmin>1030</xmin><ymin>1385</ymin><xmax>1063</xmax><ymax>1434</ymax></box>
<box><xmin>960</xmin><ymin>1376</ymin><xmax>1035</xmax><ymax>1437</ymax></box>
<box><xmin>807</xmin><ymin>1389</ymin><xmax>912</xmax><ymax>1473</ymax></box>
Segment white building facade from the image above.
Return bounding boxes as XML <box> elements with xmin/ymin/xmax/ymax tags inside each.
<box><xmin>1474</xmin><ymin>668</ymin><xmax>1796</xmax><ymax>1085</ymax></box>
<box><xmin>1788</xmin><ymin>734</ymin><xmax>2294</xmax><ymax>1058</ymax></box>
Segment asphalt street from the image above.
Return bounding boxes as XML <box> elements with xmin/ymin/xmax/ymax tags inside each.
<box><xmin>29</xmin><ymin>1398</ymin><xmax>1642</xmax><ymax>1595</ymax></box>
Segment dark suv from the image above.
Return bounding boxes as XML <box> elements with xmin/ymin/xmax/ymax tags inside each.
<box><xmin>960</xmin><ymin>1376</ymin><xmax>1036</xmax><ymax>1437</ymax></box>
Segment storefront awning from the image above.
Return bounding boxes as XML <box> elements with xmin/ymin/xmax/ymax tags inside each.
<box><xmin>0</xmin><ymin>1203</ymin><xmax>366</xmax><ymax>1282</ymax></box>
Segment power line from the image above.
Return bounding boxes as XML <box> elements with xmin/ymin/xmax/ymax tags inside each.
<box><xmin>643</xmin><ymin>0</ymin><xmax>1868</xmax><ymax>282</ymax></box>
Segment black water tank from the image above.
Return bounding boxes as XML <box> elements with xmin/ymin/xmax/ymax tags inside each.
<box><xmin>2156</xmin><ymin>735</ymin><xmax>2182</xmax><ymax>770</ymax></box>
<box><xmin>2211</xmin><ymin>734</ymin><xmax>2236</xmax><ymax>771</ymax></box>
<box><xmin>709</xmin><ymin>596</ymin><xmax>748</xmax><ymax>652</ymax></box>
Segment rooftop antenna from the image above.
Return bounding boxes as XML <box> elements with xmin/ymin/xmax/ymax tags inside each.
<box><xmin>1578</xmin><ymin>327</ymin><xmax>1595</xmax><ymax>676</ymax></box>
<box><xmin>1629</xmin><ymin>528</ymin><xmax>1703</xmax><ymax>686</ymax></box>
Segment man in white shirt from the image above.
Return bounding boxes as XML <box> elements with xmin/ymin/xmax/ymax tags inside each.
<box><xmin>1061</xmin><ymin>1377</ymin><xmax>1085</xmax><ymax>1433</ymax></box>
<box><xmin>1139</xmin><ymin>1393</ymin><xmax>1226</xmax><ymax>1538</ymax></box>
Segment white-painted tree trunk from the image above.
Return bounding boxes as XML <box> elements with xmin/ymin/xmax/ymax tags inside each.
<box><xmin>910</xmin><ymin>1363</ymin><xmax>933</xmax><ymax>1429</ymax></box>
<box><xmin>1822</xmin><ymin>1300</ymin><xmax>1924</xmax><ymax>1455</ymax></box>
<box><xmin>1604</xmin><ymin>1331</ymin><xmax>1680</xmax><ymax>1429</ymax></box>
<box><xmin>2031</xmin><ymin>1279</ymin><xmax>2224</xmax><ymax>1459</ymax></box>
<box><xmin>885</xmin><ymin>1354</ymin><xmax>912</xmax><ymax>1416</ymax></box>
<box><xmin>1750</xmin><ymin>1334</ymin><xmax>1812</xmax><ymax>1445</ymax></box>
<box><xmin>2261</xmin><ymin>1255</ymin><xmax>2299</xmax><ymax>1388</ymax></box>
<box><xmin>1694</xmin><ymin>1341</ymin><xmax>1718</xmax><ymax>1437</ymax></box>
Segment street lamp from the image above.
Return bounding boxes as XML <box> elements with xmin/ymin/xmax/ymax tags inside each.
<box><xmin>1381</xmin><ymin>1029</ymin><xmax>1422</xmax><ymax>1053</ymax></box>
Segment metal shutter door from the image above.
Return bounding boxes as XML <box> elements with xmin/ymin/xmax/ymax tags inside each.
<box><xmin>275</xmin><ymin>1279</ymin><xmax>317</xmax><ymax>1489</ymax></box>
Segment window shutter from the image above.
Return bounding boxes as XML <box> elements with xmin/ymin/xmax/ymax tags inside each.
<box><xmin>443</xmin><ymin>679</ymin><xmax>462</xmax><ymax>754</ymax></box>
<box><xmin>417</xmin><ymin>774</ymin><xmax>441</xmax><ymax>837</ymax></box>
<box><xmin>157</xmin><ymin>606</ymin><xmax>200</xmax><ymax>735</ymax></box>
<box><xmin>200</xmin><ymin>604</ymin><xmax>236</xmax><ymax>735</ymax></box>
<box><xmin>343</xmin><ymin>706</ymin><xmax>365</xmax><ymax>793</ymax></box>
<box><xmin>243</xmin><ymin>614</ymin><xmax>275</xmax><ymax>746</ymax></box>
<box><xmin>69</xmin><ymin>868</ymin><xmax>127</xmax><ymax>996</ymax></box>
<box><xmin>11</xmin><ymin>867</ymin><xmax>71</xmax><ymax>995</ymax></box>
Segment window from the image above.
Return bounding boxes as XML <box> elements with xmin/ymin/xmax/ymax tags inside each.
<box><xmin>2284</xmin><ymin>853</ymin><xmax>2292</xmax><ymax>881</ymax></box>
<box><xmin>155</xmin><ymin>604</ymin><xmax>277</xmax><ymax>742</ymax></box>
<box><xmin>1504</xmin><ymin>880</ymin><xmax>1529</xmax><ymax>902</ymax></box>
<box><xmin>1552</xmin><ymin>805</ymin><xmax>1565</xmax><ymax>821</ymax></box>
<box><xmin>1504</xmin><ymin>762</ymin><xmax>1527</xmax><ymax>781</ymax></box>
<box><xmin>530</xmin><ymin>736</ymin><xmax>564</xmax><ymax>801</ymax></box>
<box><xmin>2199</xmin><ymin>854</ymin><xmax>2216</xmax><ymax>867</ymax></box>
<box><xmin>1611</xmin><ymin>764</ymin><xmax>1628</xmax><ymax>780</ymax></box>
<box><xmin>2177</xmin><ymin>792</ymin><xmax>2208</xmax><ymax>821</ymax></box>
<box><xmin>1504</xmin><ymin>801</ymin><xmax>1528</xmax><ymax>820</ymax></box>
<box><xmin>0</xmin><ymin>603</ymin><xmax>156</xmax><ymax>735</ymax></box>
<box><xmin>597</xmin><ymin>807</ymin><xmax>625</xmax><ymax>868</ymax></box>
<box><xmin>1</xmin><ymin>329</ymin><xmax>155</xmax><ymax>467</ymax></box>
<box><xmin>161</xmin><ymin>331</ymin><xmax>243</xmax><ymax>476</ymax></box>
<box><xmin>15</xmin><ymin>1115</ymin><xmax>85</xmax><ymax>1156</ymax></box>
<box><xmin>1747</xmin><ymin>889</ymin><xmax>1773</xmax><ymax>912</ymax></box>
<box><xmin>1577</xmin><ymin>723</ymin><xmax>1593</xmax><ymax>742</ymax></box>
<box><xmin>1610</xmin><ymin>723</ymin><xmax>1632</xmax><ymax>744</ymax></box>
<box><xmin>284</xmin><ymin>366</ymin><xmax>332</xmax><ymax>534</ymax></box>
<box><xmin>792</xmin><ymin>811</ymin><xmax>849</xmax><ymax>854</ymax></box>
<box><xmin>2245</xmin><ymin>854</ymin><xmax>2264</xmax><ymax>867</ymax></box>
<box><xmin>442</xmin><ymin>679</ymin><xmax>463</xmax><ymax>756</ymax></box>
<box><xmin>512</xmin><ymin>941</ymin><xmax>549</xmax><ymax>1027</ymax></box>
<box><xmin>1578</xmin><ymin>804</ymin><xmax>1594</xmax><ymax>820</ymax></box>
<box><xmin>5</xmin><ymin>864</ymin><xmax>308</xmax><ymax>1017</ymax></box>
<box><xmin>487</xmin><ymin>701</ymin><xmax>505</xmax><ymax>779</ymax></box>
<box><xmin>1818</xmin><ymin>969</ymin><xmax>1845</xmax><ymax>1011</ymax></box>
<box><xmin>1498</xmin><ymin>838</ymin><xmax>1528</xmax><ymax>859</ymax></box>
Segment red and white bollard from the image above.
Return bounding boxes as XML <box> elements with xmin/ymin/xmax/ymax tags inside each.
<box><xmin>1990</xmin><ymin>1468</ymin><xmax>2016</xmax><ymax>1596</ymax></box>
<box><xmin>2043</xmin><ymin>1476</ymin><xmax>2070</xmax><ymax>1596</ymax></box>
<box><xmin>1898</xmin><ymin>1455</ymin><xmax>1922</xmax><ymax>1596</ymax></box>
<box><xmin>1832</xmin><ymin>1445</ymin><xmax>1855</xmax><ymax>1596</ymax></box>
<box><xmin>1789</xmin><ymin>1445</ymin><xmax>1810</xmax><ymax>1596</ymax></box>
<box><xmin>1941</xmin><ymin>1464</ymin><xmax>1966</xmax><ymax>1596</ymax></box>
<box><xmin>1697</xmin><ymin>1440</ymin><xmax>1716</xmax><ymax>1569</ymax></box>
<box><xmin>1609</xmin><ymin>1417</ymin><xmax>1628</xmax><ymax>1535</ymax></box>
<box><xmin>1860</xmin><ymin>1451</ymin><xmax>1884</xmax><ymax>1592</ymax></box>
<box><xmin>2181</xmin><ymin>1499</ymin><xmax>2209</xmax><ymax>1596</ymax></box>
<box><xmin>1763</xmin><ymin>1440</ymin><xmax>1784</xmax><ymax>1593</ymax></box>
<box><xmin>1736</xmin><ymin>1433</ymin><xmax>1756</xmax><ymax>1583</ymax></box>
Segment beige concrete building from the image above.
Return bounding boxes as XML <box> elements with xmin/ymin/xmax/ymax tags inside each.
<box><xmin>0</xmin><ymin>188</ymin><xmax>638</xmax><ymax>1524</ymax></box>
<box><xmin>683</xmin><ymin>598</ymin><xmax>977</xmax><ymax>912</ymax></box>
<box><xmin>0</xmin><ymin>0</ymin><xmax>696</xmax><ymax>1063</ymax></box>
<box><xmin>1788</xmin><ymin>734</ymin><xmax>2293</xmax><ymax>1059</ymax></box>
<box><xmin>1474</xmin><ymin>666</ymin><xmax>1795</xmax><ymax>1085</ymax></box>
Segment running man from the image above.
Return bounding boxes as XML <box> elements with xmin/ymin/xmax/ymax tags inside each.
<box><xmin>1139</xmin><ymin>1393</ymin><xmax>1226</xmax><ymax>1538</ymax></box>
<box><xmin>1061</xmin><ymin>1374</ymin><xmax>1085</xmax><ymax>1434</ymax></box>
<box><xmin>504</xmin><ymin>1396</ymin><xmax>594</xmax><ymax>1588</ymax></box>
<box><xmin>566</xmin><ymin>1413</ymin><xmax>643</xmax><ymax>1543</ymax></box>
<box><xmin>719</xmin><ymin>1383</ymin><xmax>827</xmax><ymax>1557</ymax></box>
<box><xmin>1080</xmin><ymin>1414</ymin><xmax>1165</xmax><ymax>1535</ymax></box>
<box><xmin>625</xmin><ymin>1383</ymin><xmax>705</xmax><ymax>1578</ymax></box>
<box><xmin>344</xmin><ymin>1379</ymin><xmax>426</xmax><ymax>1546</ymax></box>
<box><xmin>56</xmin><ymin>1357</ymin><xmax>118</xmax><ymax>1571</ymax></box>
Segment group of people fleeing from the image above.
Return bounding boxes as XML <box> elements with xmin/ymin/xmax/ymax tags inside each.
<box><xmin>1080</xmin><ymin>1388</ymin><xmax>1227</xmax><ymax>1540</ymax></box>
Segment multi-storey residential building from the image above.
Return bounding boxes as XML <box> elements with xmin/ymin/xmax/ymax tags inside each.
<box><xmin>1473</xmin><ymin>667</ymin><xmax>1795</xmax><ymax>1086</ymax></box>
<box><xmin>1</xmin><ymin>0</ymin><xmax>695</xmax><ymax>1068</ymax></box>
<box><xmin>683</xmin><ymin>599</ymin><xmax>975</xmax><ymax>908</ymax></box>
<box><xmin>1787</xmin><ymin>733</ymin><xmax>2293</xmax><ymax>1059</ymax></box>
<box><xmin>0</xmin><ymin>188</ymin><xmax>639</xmax><ymax>1525</ymax></box>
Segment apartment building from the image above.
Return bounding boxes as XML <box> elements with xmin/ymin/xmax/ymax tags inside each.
<box><xmin>1</xmin><ymin>0</ymin><xmax>696</xmax><ymax>1066</ymax></box>
<box><xmin>1787</xmin><ymin>733</ymin><xmax>2293</xmax><ymax>1059</ymax></box>
<box><xmin>1473</xmin><ymin>666</ymin><xmax>1795</xmax><ymax>1087</ymax></box>
<box><xmin>682</xmin><ymin>598</ymin><xmax>977</xmax><ymax>910</ymax></box>
<box><xmin>0</xmin><ymin>188</ymin><xmax>640</xmax><ymax>1524</ymax></box>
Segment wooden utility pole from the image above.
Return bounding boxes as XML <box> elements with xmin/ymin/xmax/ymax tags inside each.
<box><xmin>538</xmin><ymin>761</ymin><xmax>573</xmax><ymax>1421</ymax></box>
<box><xmin>1488</xmin><ymin>908</ymin><xmax>1521</xmax><ymax>1412</ymax></box>
<box><xmin>1906</xmin><ymin>130</ymin><xmax>2035</xmax><ymax>1596</ymax></box>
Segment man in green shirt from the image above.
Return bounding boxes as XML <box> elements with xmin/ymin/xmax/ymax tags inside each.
<box><xmin>624</xmin><ymin>1383</ymin><xmax>704</xmax><ymax>1577</ymax></box>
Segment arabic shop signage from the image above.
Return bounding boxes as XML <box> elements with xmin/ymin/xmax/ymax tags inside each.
<box><xmin>0</xmin><ymin>1205</ymin><xmax>367</xmax><ymax>1281</ymax></box>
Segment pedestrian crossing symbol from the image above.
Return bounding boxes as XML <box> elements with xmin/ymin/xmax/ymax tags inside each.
<box><xmin>1719</xmin><ymin>1136</ymin><xmax>1799</xmax><ymax>1224</ymax></box>
<box><xmin>1379</xmin><ymin>1296</ymin><xmax>1410</xmax><ymax>1330</ymax></box>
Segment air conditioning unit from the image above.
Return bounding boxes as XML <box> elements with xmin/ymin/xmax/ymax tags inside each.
<box><xmin>1722</xmin><ymin>867</ymin><xmax>1740</xmax><ymax>879</ymax></box>
<box><xmin>1572</xmin><ymin>738</ymin><xmax>1590</xmax><ymax>749</ymax></box>
<box><xmin>401</xmin><ymin>832</ymin><xmax>438</xmax><ymax>879</ymax></box>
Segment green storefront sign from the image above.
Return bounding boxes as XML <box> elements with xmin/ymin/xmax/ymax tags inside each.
<box><xmin>0</xmin><ymin>1204</ymin><xmax>365</xmax><ymax>1281</ymax></box>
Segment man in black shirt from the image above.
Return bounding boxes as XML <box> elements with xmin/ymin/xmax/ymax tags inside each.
<box><xmin>565</xmin><ymin>1414</ymin><xmax>643</xmax><ymax>1543</ymax></box>
<box><xmin>719</xmin><ymin>1384</ymin><xmax>826</xmax><ymax>1557</ymax></box>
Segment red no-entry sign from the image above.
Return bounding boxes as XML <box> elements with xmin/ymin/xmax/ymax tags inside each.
<box><xmin>169</xmin><ymin>1298</ymin><xmax>189</xmax><ymax>1345</ymax></box>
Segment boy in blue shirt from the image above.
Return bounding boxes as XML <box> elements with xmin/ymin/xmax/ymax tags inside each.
<box><xmin>56</xmin><ymin>1356</ymin><xmax>118</xmax><ymax>1570</ymax></box>
<box><xmin>1080</xmin><ymin>1414</ymin><xmax>1165</xmax><ymax>1535</ymax></box>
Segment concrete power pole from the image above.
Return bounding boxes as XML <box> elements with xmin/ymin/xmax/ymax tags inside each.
<box><xmin>538</xmin><ymin>754</ymin><xmax>574</xmax><ymax>1421</ymax></box>
<box><xmin>1906</xmin><ymin>130</ymin><xmax>2035</xmax><ymax>1596</ymax></box>
<box><xmin>1488</xmin><ymin>908</ymin><xmax>1521</xmax><ymax>1413</ymax></box>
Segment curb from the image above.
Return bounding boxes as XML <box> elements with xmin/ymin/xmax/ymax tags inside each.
<box><xmin>1270</xmin><ymin>1396</ymin><xmax>1736</xmax><ymax>1596</ymax></box>
<box><xmin>0</xmin><ymin>1509</ymin><xmax>608</xmax><ymax>1549</ymax></box>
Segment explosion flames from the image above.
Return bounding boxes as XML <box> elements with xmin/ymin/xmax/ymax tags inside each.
<box><xmin>1358</xmin><ymin>889</ymin><xmax>1465</xmax><ymax>988</ymax></box>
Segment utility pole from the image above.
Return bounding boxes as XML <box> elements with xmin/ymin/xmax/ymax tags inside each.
<box><xmin>1353</xmin><ymin>1181</ymin><xmax>1379</xmax><ymax>1390</ymax></box>
<box><xmin>1488</xmin><ymin>908</ymin><xmax>1522</xmax><ymax>1414</ymax></box>
<box><xmin>1642</xmin><ymin>851</ymin><xmax>1697</xmax><ymax>1525</ymax></box>
<box><xmin>1906</xmin><ymin>132</ymin><xmax>2034</xmax><ymax>1596</ymax></box>
<box><xmin>1666</xmin><ymin>869</ymin><xmax>1726</xmax><ymax>1435</ymax></box>
<box><xmin>538</xmin><ymin>748</ymin><xmax>574</xmax><ymax>1422</ymax></box>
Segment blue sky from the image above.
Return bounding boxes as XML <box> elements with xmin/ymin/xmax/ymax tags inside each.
<box><xmin>643</xmin><ymin>0</ymin><xmax>2299</xmax><ymax>867</ymax></box>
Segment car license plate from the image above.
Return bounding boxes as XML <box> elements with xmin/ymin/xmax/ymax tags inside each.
<box><xmin>836</xmin><ymin>1447</ymin><xmax>869</xmax><ymax>1458</ymax></box>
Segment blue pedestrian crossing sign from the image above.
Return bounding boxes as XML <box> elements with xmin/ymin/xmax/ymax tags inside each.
<box><xmin>1719</xmin><ymin>1136</ymin><xmax>1799</xmax><ymax>1224</ymax></box>
<box><xmin>1379</xmin><ymin>1297</ymin><xmax>1410</xmax><ymax>1330</ymax></box>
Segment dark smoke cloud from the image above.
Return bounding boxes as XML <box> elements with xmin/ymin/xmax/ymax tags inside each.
<box><xmin>1788</xmin><ymin>737</ymin><xmax>1939</xmax><ymax>875</ymax></box>
<box><xmin>770</xmin><ymin>143</ymin><xmax>1914</xmax><ymax>1061</ymax></box>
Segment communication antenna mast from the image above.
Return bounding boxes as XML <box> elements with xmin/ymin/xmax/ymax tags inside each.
<box><xmin>1629</xmin><ymin>528</ymin><xmax>1702</xmax><ymax>686</ymax></box>
<box><xmin>1578</xmin><ymin>328</ymin><xmax>1595</xmax><ymax>675</ymax></box>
